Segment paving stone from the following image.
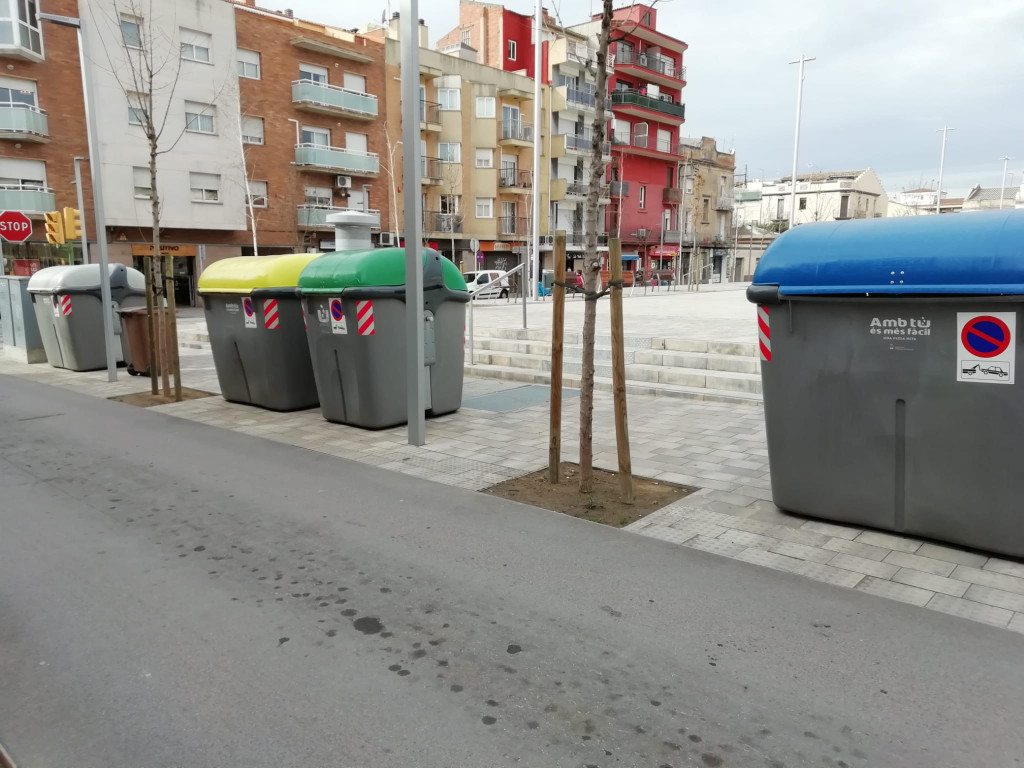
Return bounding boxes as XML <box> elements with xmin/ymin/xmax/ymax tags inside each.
<box><xmin>914</xmin><ymin>543</ymin><xmax>990</xmax><ymax>568</ymax></box>
<box><xmin>1009</xmin><ymin>613</ymin><xmax>1024</xmax><ymax>635</ymax></box>
<box><xmin>682</xmin><ymin>535</ymin><xmax>749</xmax><ymax>559</ymax></box>
<box><xmin>791</xmin><ymin>561</ymin><xmax>865</xmax><ymax>589</ymax></box>
<box><xmin>800</xmin><ymin>520</ymin><xmax>860</xmax><ymax>541</ymax></box>
<box><xmin>963</xmin><ymin>584</ymin><xmax>1024</xmax><ymax>613</ymax></box>
<box><xmin>950</xmin><ymin>566</ymin><xmax>1024</xmax><ymax>596</ymax></box>
<box><xmin>925</xmin><ymin>594</ymin><xmax>1013</xmax><ymax>628</ymax></box>
<box><xmin>983</xmin><ymin>558</ymin><xmax>1024</xmax><ymax>580</ymax></box>
<box><xmin>892</xmin><ymin>568</ymin><xmax>969</xmax><ymax>597</ymax></box>
<box><xmin>768</xmin><ymin>540</ymin><xmax>837</xmax><ymax>564</ymax></box>
<box><xmin>882</xmin><ymin>551</ymin><xmax>956</xmax><ymax>578</ymax></box>
<box><xmin>827</xmin><ymin>553</ymin><xmax>900</xmax><ymax>580</ymax></box>
<box><xmin>735</xmin><ymin>547</ymin><xmax>803</xmax><ymax>573</ymax></box>
<box><xmin>855</xmin><ymin>576</ymin><xmax>934</xmax><ymax>607</ymax></box>
<box><xmin>718</xmin><ymin>529</ymin><xmax>777</xmax><ymax>550</ymax></box>
<box><xmin>854</xmin><ymin>530</ymin><xmax>922</xmax><ymax>553</ymax></box>
<box><xmin>821</xmin><ymin>537</ymin><xmax>892</xmax><ymax>562</ymax></box>
<box><xmin>666</xmin><ymin>519</ymin><xmax>729</xmax><ymax>539</ymax></box>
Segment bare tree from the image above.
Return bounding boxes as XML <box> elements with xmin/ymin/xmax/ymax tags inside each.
<box><xmin>440</xmin><ymin>162</ymin><xmax>463</xmax><ymax>262</ymax></box>
<box><xmin>381</xmin><ymin>125</ymin><xmax>403</xmax><ymax>241</ymax></box>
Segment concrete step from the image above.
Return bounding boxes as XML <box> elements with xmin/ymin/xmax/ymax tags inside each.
<box><xmin>655</xmin><ymin>337</ymin><xmax>758</xmax><ymax>357</ymax></box>
<box><xmin>633</xmin><ymin>349</ymin><xmax>761</xmax><ymax>375</ymax></box>
<box><xmin>464</xmin><ymin>365</ymin><xmax>763</xmax><ymax>406</ymax></box>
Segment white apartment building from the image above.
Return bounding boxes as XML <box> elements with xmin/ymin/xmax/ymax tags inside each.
<box><xmin>736</xmin><ymin>169</ymin><xmax>887</xmax><ymax>229</ymax></box>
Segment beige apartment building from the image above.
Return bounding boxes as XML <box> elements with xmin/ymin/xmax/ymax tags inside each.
<box><xmin>364</xmin><ymin>15</ymin><xmax>551</xmax><ymax>275</ymax></box>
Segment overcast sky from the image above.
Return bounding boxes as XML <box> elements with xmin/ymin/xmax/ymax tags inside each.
<box><xmin>286</xmin><ymin>0</ymin><xmax>1024</xmax><ymax>198</ymax></box>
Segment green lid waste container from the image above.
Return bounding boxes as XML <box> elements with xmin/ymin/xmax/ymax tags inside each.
<box><xmin>198</xmin><ymin>253</ymin><xmax>322</xmax><ymax>411</ymax></box>
<box><xmin>27</xmin><ymin>264</ymin><xmax>145</xmax><ymax>371</ymax></box>
<box><xmin>298</xmin><ymin>246</ymin><xmax>469</xmax><ymax>429</ymax></box>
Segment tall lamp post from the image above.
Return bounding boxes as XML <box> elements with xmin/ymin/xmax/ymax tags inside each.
<box><xmin>935</xmin><ymin>126</ymin><xmax>955</xmax><ymax>215</ymax></box>
<box><xmin>787</xmin><ymin>54</ymin><xmax>815</xmax><ymax>230</ymax></box>
<box><xmin>39</xmin><ymin>12</ymin><xmax>117</xmax><ymax>382</ymax></box>
<box><xmin>999</xmin><ymin>156</ymin><xmax>1013</xmax><ymax>210</ymax></box>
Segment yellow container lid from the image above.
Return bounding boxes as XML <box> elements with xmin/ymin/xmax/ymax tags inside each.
<box><xmin>197</xmin><ymin>253</ymin><xmax>322</xmax><ymax>294</ymax></box>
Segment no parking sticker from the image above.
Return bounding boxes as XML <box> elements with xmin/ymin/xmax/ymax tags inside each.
<box><xmin>957</xmin><ymin>312</ymin><xmax>1015</xmax><ymax>384</ymax></box>
<box><xmin>330</xmin><ymin>298</ymin><xmax>347</xmax><ymax>335</ymax></box>
<box><xmin>243</xmin><ymin>297</ymin><xmax>257</xmax><ymax>329</ymax></box>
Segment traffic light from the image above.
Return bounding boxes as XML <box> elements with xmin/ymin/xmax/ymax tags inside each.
<box><xmin>44</xmin><ymin>210</ymin><xmax>65</xmax><ymax>245</ymax></box>
<box><xmin>63</xmin><ymin>207</ymin><xmax>82</xmax><ymax>240</ymax></box>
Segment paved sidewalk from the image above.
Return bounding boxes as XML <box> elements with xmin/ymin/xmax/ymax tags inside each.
<box><xmin>3</xmin><ymin>303</ymin><xmax>1024</xmax><ymax>634</ymax></box>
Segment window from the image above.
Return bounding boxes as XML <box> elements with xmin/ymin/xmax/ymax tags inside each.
<box><xmin>0</xmin><ymin>0</ymin><xmax>42</xmax><ymax>56</ymax></box>
<box><xmin>185</xmin><ymin>101</ymin><xmax>215</xmax><ymax>134</ymax></box>
<box><xmin>638</xmin><ymin>185</ymin><xmax>646</xmax><ymax>209</ymax></box>
<box><xmin>0</xmin><ymin>158</ymin><xmax>46</xmax><ymax>191</ymax></box>
<box><xmin>190</xmin><ymin>172</ymin><xmax>220</xmax><ymax>203</ymax></box>
<box><xmin>439</xmin><ymin>142</ymin><xmax>461</xmax><ymax>163</ymax></box>
<box><xmin>461</xmin><ymin>29</ymin><xmax>471</xmax><ymax>46</ymax></box>
<box><xmin>0</xmin><ymin>76</ymin><xmax>37</xmax><ymax>108</ymax></box>
<box><xmin>301</xmin><ymin>126</ymin><xmax>329</xmax><ymax>146</ymax></box>
<box><xmin>180</xmin><ymin>28</ymin><xmax>211</xmax><ymax>63</ymax></box>
<box><xmin>438</xmin><ymin>88</ymin><xmax>460</xmax><ymax>111</ymax></box>
<box><xmin>120</xmin><ymin>13</ymin><xmax>142</xmax><ymax>48</ymax></box>
<box><xmin>247</xmin><ymin>180</ymin><xmax>268</xmax><ymax>208</ymax></box>
<box><xmin>132</xmin><ymin>167</ymin><xmax>151</xmax><ymax>199</ymax></box>
<box><xmin>475</xmin><ymin>198</ymin><xmax>494</xmax><ymax>218</ymax></box>
<box><xmin>475</xmin><ymin>148</ymin><xmax>493</xmax><ymax>169</ymax></box>
<box><xmin>127</xmin><ymin>91</ymin><xmax>149</xmax><ymax>125</ymax></box>
<box><xmin>475</xmin><ymin>96</ymin><xmax>495</xmax><ymax>118</ymax></box>
<box><xmin>304</xmin><ymin>186</ymin><xmax>332</xmax><ymax>207</ymax></box>
<box><xmin>666</xmin><ymin>166</ymin><xmax>674</xmax><ymax>188</ymax></box>
<box><xmin>237</xmin><ymin>49</ymin><xmax>260</xmax><ymax>79</ymax></box>
<box><xmin>342</xmin><ymin>72</ymin><xmax>366</xmax><ymax>93</ymax></box>
<box><xmin>508</xmin><ymin>40</ymin><xmax>517</xmax><ymax>61</ymax></box>
<box><xmin>299</xmin><ymin>63</ymin><xmax>328</xmax><ymax>84</ymax></box>
<box><xmin>241</xmin><ymin>115</ymin><xmax>264</xmax><ymax>144</ymax></box>
<box><xmin>798</xmin><ymin>197</ymin><xmax>807</xmax><ymax>211</ymax></box>
<box><xmin>702</xmin><ymin>197</ymin><xmax>710</xmax><ymax>222</ymax></box>
<box><xmin>348</xmin><ymin>188</ymin><xmax>367</xmax><ymax>211</ymax></box>
<box><xmin>642</xmin><ymin>11</ymin><xmax>651</xmax><ymax>25</ymax></box>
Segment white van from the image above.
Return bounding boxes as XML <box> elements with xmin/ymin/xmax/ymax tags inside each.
<box><xmin>462</xmin><ymin>270</ymin><xmax>511</xmax><ymax>300</ymax></box>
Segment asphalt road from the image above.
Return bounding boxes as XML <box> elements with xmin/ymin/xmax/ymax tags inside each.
<box><xmin>1</xmin><ymin>375</ymin><xmax>1022</xmax><ymax>768</ymax></box>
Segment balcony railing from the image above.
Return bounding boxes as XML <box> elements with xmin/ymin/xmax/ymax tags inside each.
<box><xmin>567</xmin><ymin>231</ymin><xmax>609</xmax><ymax>246</ymax></box>
<box><xmin>499</xmin><ymin>168</ymin><xmax>532</xmax><ymax>189</ymax></box>
<box><xmin>610</xmin><ymin>89</ymin><xmax>686</xmax><ymax>120</ymax></box>
<box><xmin>715</xmin><ymin>197</ymin><xmax>734</xmax><ymax>211</ymax></box>
<box><xmin>612</xmin><ymin>132</ymin><xmax>684</xmax><ymax>157</ymax></box>
<box><xmin>420</xmin><ymin>100</ymin><xmax>440</xmax><ymax>126</ymax></box>
<box><xmin>294</xmin><ymin>143</ymin><xmax>380</xmax><ymax>175</ymax></box>
<box><xmin>424</xmin><ymin>211</ymin><xmax>463</xmax><ymax>233</ymax></box>
<box><xmin>291</xmin><ymin>79</ymin><xmax>378</xmax><ymax>118</ymax></box>
<box><xmin>0</xmin><ymin>184</ymin><xmax>54</xmax><ymax>214</ymax></box>
<box><xmin>565</xmin><ymin>181</ymin><xmax>611</xmax><ymax>198</ymax></box>
<box><xmin>421</xmin><ymin>156</ymin><xmax>441</xmax><ymax>181</ymax></box>
<box><xmin>615</xmin><ymin>49</ymin><xmax>684</xmax><ymax>81</ymax></box>
<box><xmin>564</xmin><ymin>133</ymin><xmax>611</xmax><ymax>155</ymax></box>
<box><xmin>562</xmin><ymin>85</ymin><xmax>597</xmax><ymax>110</ymax></box>
<box><xmin>297</xmin><ymin>205</ymin><xmax>381</xmax><ymax>229</ymax></box>
<box><xmin>499</xmin><ymin>215</ymin><xmax>528</xmax><ymax>237</ymax></box>
<box><xmin>565</xmin><ymin>43</ymin><xmax>614</xmax><ymax>69</ymax></box>
<box><xmin>663</xmin><ymin>188</ymin><xmax>684</xmax><ymax>204</ymax></box>
<box><xmin>500</xmin><ymin>120</ymin><xmax>534</xmax><ymax>142</ymax></box>
<box><xmin>610</xmin><ymin>181</ymin><xmax>629</xmax><ymax>197</ymax></box>
<box><xmin>0</xmin><ymin>102</ymin><xmax>48</xmax><ymax>139</ymax></box>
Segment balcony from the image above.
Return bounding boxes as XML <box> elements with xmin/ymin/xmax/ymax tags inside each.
<box><xmin>614</xmin><ymin>49</ymin><xmax>686</xmax><ymax>88</ymax></box>
<box><xmin>566</xmin><ymin>231</ymin><xmax>609</xmax><ymax>247</ymax></box>
<box><xmin>610</xmin><ymin>89</ymin><xmax>686</xmax><ymax>124</ymax></box>
<box><xmin>610</xmin><ymin>181</ymin><xmax>629</xmax><ymax>197</ymax></box>
<box><xmin>612</xmin><ymin>132</ymin><xmax>684</xmax><ymax>159</ymax></box>
<box><xmin>0</xmin><ymin>103</ymin><xmax>48</xmax><ymax>141</ymax></box>
<box><xmin>499</xmin><ymin>168</ymin><xmax>532</xmax><ymax>193</ymax></box>
<box><xmin>419</xmin><ymin>100</ymin><xmax>441</xmax><ymax>131</ymax></box>
<box><xmin>0</xmin><ymin>18</ymin><xmax>43</xmax><ymax>62</ymax></box>
<box><xmin>0</xmin><ymin>184</ymin><xmax>54</xmax><ymax>215</ymax></box>
<box><xmin>551</xmin><ymin>38</ymin><xmax>614</xmax><ymax>71</ymax></box>
<box><xmin>564</xmin><ymin>180</ymin><xmax>611</xmax><ymax>201</ymax></box>
<box><xmin>424</xmin><ymin>211</ymin><xmax>462</xmax><ymax>234</ymax></box>
<box><xmin>499</xmin><ymin>120</ymin><xmax>534</xmax><ymax>146</ymax></box>
<box><xmin>499</xmin><ymin>215</ymin><xmax>529</xmax><ymax>238</ymax></box>
<box><xmin>663</xmin><ymin>188</ymin><xmax>684</xmax><ymax>204</ymax></box>
<box><xmin>294</xmin><ymin>143</ymin><xmax>379</xmax><ymax>176</ymax></box>
<box><xmin>563</xmin><ymin>133</ymin><xmax>611</xmax><ymax>157</ymax></box>
<box><xmin>297</xmin><ymin>205</ymin><xmax>380</xmax><ymax>229</ymax></box>
<box><xmin>715</xmin><ymin>197</ymin><xmax>734</xmax><ymax>211</ymax></box>
<box><xmin>554</xmin><ymin>82</ymin><xmax>598</xmax><ymax>113</ymax></box>
<box><xmin>291</xmin><ymin>80</ymin><xmax>378</xmax><ymax>120</ymax></box>
<box><xmin>421</xmin><ymin>157</ymin><xmax>442</xmax><ymax>184</ymax></box>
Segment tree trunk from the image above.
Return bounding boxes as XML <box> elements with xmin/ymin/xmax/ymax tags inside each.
<box><xmin>144</xmin><ymin>254</ymin><xmax>157</xmax><ymax>393</ymax></box>
<box><xmin>579</xmin><ymin>0</ymin><xmax>614</xmax><ymax>494</ymax></box>
<box><xmin>150</xmin><ymin>148</ymin><xmax>171</xmax><ymax>397</ymax></box>
<box><xmin>164</xmin><ymin>253</ymin><xmax>182</xmax><ymax>401</ymax></box>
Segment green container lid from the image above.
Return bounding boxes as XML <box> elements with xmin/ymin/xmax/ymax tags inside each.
<box><xmin>297</xmin><ymin>248</ymin><xmax>468</xmax><ymax>294</ymax></box>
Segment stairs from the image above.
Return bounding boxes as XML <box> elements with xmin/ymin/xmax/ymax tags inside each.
<box><xmin>468</xmin><ymin>327</ymin><xmax>763</xmax><ymax>406</ymax></box>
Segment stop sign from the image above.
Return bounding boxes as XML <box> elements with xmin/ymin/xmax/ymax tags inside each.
<box><xmin>0</xmin><ymin>210</ymin><xmax>32</xmax><ymax>243</ymax></box>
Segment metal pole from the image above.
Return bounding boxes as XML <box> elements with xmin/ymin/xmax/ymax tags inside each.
<box><xmin>677</xmin><ymin>158</ymin><xmax>686</xmax><ymax>288</ymax></box>
<box><xmin>401</xmin><ymin>1</ymin><xmax>425</xmax><ymax>446</ymax></box>
<box><xmin>999</xmin><ymin>156</ymin><xmax>1013</xmax><ymax>210</ymax></box>
<box><xmin>935</xmin><ymin>126</ymin><xmax>955</xmax><ymax>215</ymax></box>
<box><xmin>531</xmin><ymin>0</ymin><xmax>542</xmax><ymax>301</ymax></box>
<box><xmin>788</xmin><ymin>54</ymin><xmax>815</xmax><ymax>230</ymax></box>
<box><xmin>77</xmin><ymin>23</ymin><xmax>117</xmax><ymax>382</ymax></box>
<box><xmin>0</xmin><ymin>237</ymin><xmax>5</xmax><ymax>276</ymax></box>
<box><xmin>73</xmin><ymin>156</ymin><xmax>89</xmax><ymax>264</ymax></box>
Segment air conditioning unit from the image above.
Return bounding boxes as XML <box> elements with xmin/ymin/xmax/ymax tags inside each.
<box><xmin>334</xmin><ymin>175</ymin><xmax>352</xmax><ymax>189</ymax></box>
<box><xmin>636</xmin><ymin>228</ymin><xmax>649</xmax><ymax>239</ymax></box>
<box><xmin>379</xmin><ymin>232</ymin><xmax>396</xmax><ymax>246</ymax></box>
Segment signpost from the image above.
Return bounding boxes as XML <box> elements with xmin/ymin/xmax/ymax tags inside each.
<box><xmin>0</xmin><ymin>210</ymin><xmax>33</xmax><ymax>276</ymax></box>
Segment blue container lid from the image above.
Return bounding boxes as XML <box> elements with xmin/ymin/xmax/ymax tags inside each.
<box><xmin>750</xmin><ymin>209</ymin><xmax>1024</xmax><ymax>298</ymax></box>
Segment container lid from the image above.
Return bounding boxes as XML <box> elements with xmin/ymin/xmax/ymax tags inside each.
<box><xmin>297</xmin><ymin>247</ymin><xmax>468</xmax><ymax>294</ymax></box>
<box><xmin>197</xmin><ymin>253</ymin><xmax>322</xmax><ymax>294</ymax></box>
<box><xmin>751</xmin><ymin>210</ymin><xmax>1024</xmax><ymax>297</ymax></box>
<box><xmin>27</xmin><ymin>264</ymin><xmax>140</xmax><ymax>294</ymax></box>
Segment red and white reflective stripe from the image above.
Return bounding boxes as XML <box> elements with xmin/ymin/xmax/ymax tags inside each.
<box><xmin>263</xmin><ymin>298</ymin><xmax>280</xmax><ymax>330</ymax></box>
<box><xmin>757</xmin><ymin>305</ymin><xmax>771</xmax><ymax>362</ymax></box>
<box><xmin>356</xmin><ymin>300</ymin><xmax>375</xmax><ymax>336</ymax></box>
<box><xmin>60</xmin><ymin>295</ymin><xmax>73</xmax><ymax>317</ymax></box>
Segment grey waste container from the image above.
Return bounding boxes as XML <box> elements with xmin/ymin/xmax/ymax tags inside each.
<box><xmin>196</xmin><ymin>253</ymin><xmax>322</xmax><ymax>411</ymax></box>
<box><xmin>0</xmin><ymin>276</ymin><xmax>45</xmax><ymax>363</ymax></box>
<box><xmin>298</xmin><ymin>247</ymin><xmax>469</xmax><ymax>429</ymax></box>
<box><xmin>27</xmin><ymin>264</ymin><xmax>146</xmax><ymax>371</ymax></box>
<box><xmin>747</xmin><ymin>209</ymin><xmax>1024</xmax><ymax>558</ymax></box>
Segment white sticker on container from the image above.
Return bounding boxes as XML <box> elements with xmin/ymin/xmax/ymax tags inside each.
<box><xmin>330</xmin><ymin>298</ymin><xmax>347</xmax><ymax>335</ymax></box>
<box><xmin>957</xmin><ymin>312</ymin><xmax>1015</xmax><ymax>384</ymax></box>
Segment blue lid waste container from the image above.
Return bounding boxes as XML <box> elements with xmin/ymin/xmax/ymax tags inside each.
<box><xmin>747</xmin><ymin>210</ymin><xmax>1024</xmax><ymax>557</ymax></box>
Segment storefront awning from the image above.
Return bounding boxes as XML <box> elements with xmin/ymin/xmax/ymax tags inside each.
<box><xmin>621</xmin><ymin>253</ymin><xmax>640</xmax><ymax>261</ymax></box>
<box><xmin>647</xmin><ymin>247</ymin><xmax>680</xmax><ymax>259</ymax></box>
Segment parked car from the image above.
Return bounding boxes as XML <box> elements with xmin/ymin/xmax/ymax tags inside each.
<box><xmin>463</xmin><ymin>270</ymin><xmax>511</xmax><ymax>300</ymax></box>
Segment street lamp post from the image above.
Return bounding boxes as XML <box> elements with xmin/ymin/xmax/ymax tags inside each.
<box><xmin>999</xmin><ymin>156</ymin><xmax>1013</xmax><ymax>210</ymax></box>
<box><xmin>935</xmin><ymin>126</ymin><xmax>955</xmax><ymax>215</ymax></box>
<box><xmin>38</xmin><ymin>12</ymin><xmax>117</xmax><ymax>382</ymax></box>
<box><xmin>787</xmin><ymin>54</ymin><xmax>815</xmax><ymax>230</ymax></box>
